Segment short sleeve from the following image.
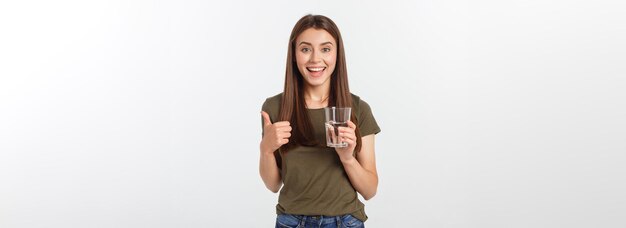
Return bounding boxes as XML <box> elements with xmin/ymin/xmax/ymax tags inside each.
<box><xmin>260</xmin><ymin>93</ymin><xmax>282</xmax><ymax>137</ymax></box>
<box><xmin>260</xmin><ymin>94</ymin><xmax>283</xmax><ymax>170</ymax></box>
<box><xmin>357</xmin><ymin>99</ymin><xmax>381</xmax><ymax>136</ymax></box>
<box><xmin>261</xmin><ymin>98</ymin><xmax>270</xmax><ymax>137</ymax></box>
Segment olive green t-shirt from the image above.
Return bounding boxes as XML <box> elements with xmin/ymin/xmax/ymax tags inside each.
<box><xmin>261</xmin><ymin>93</ymin><xmax>381</xmax><ymax>222</ymax></box>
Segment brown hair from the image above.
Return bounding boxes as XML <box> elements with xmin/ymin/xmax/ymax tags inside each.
<box><xmin>279</xmin><ymin>14</ymin><xmax>362</xmax><ymax>153</ymax></box>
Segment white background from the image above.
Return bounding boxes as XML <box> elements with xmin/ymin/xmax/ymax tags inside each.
<box><xmin>1</xmin><ymin>0</ymin><xmax>625</xmax><ymax>227</ymax></box>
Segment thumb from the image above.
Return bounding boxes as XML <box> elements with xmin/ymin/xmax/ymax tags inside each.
<box><xmin>261</xmin><ymin>111</ymin><xmax>272</xmax><ymax>126</ymax></box>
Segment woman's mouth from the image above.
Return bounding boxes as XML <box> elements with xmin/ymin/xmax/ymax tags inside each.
<box><xmin>306</xmin><ymin>67</ymin><xmax>326</xmax><ymax>77</ymax></box>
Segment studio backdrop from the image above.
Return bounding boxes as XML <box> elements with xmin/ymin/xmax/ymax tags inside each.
<box><xmin>1</xmin><ymin>0</ymin><xmax>624</xmax><ymax>227</ymax></box>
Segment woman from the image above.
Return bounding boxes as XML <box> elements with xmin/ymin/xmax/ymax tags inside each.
<box><xmin>260</xmin><ymin>14</ymin><xmax>380</xmax><ymax>228</ymax></box>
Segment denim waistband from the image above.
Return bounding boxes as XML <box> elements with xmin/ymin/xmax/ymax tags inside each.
<box><xmin>276</xmin><ymin>213</ymin><xmax>364</xmax><ymax>228</ymax></box>
<box><xmin>282</xmin><ymin>214</ymin><xmax>344</xmax><ymax>226</ymax></box>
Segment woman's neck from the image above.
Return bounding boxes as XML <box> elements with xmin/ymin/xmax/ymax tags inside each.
<box><xmin>303</xmin><ymin>85</ymin><xmax>330</xmax><ymax>109</ymax></box>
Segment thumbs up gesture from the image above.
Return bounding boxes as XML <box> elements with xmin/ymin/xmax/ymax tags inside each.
<box><xmin>260</xmin><ymin>111</ymin><xmax>292</xmax><ymax>154</ymax></box>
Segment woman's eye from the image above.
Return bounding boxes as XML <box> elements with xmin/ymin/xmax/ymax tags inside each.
<box><xmin>322</xmin><ymin>48</ymin><xmax>331</xmax><ymax>52</ymax></box>
<box><xmin>301</xmin><ymin>48</ymin><xmax>310</xmax><ymax>52</ymax></box>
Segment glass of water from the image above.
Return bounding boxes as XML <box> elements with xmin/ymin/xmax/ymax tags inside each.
<box><xmin>324</xmin><ymin>107</ymin><xmax>351</xmax><ymax>148</ymax></box>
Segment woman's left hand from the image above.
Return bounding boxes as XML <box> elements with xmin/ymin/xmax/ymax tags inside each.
<box><xmin>335</xmin><ymin>120</ymin><xmax>358</xmax><ymax>162</ymax></box>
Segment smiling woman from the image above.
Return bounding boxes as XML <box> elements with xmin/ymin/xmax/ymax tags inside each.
<box><xmin>258</xmin><ymin>14</ymin><xmax>381</xmax><ymax>228</ymax></box>
<box><xmin>295</xmin><ymin>30</ymin><xmax>336</xmax><ymax>90</ymax></box>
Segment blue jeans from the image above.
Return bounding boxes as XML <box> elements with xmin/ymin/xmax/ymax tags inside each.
<box><xmin>275</xmin><ymin>213</ymin><xmax>365</xmax><ymax>228</ymax></box>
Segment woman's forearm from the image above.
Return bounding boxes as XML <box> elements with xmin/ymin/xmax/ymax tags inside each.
<box><xmin>341</xmin><ymin>157</ymin><xmax>378</xmax><ymax>200</ymax></box>
<box><xmin>259</xmin><ymin>143</ymin><xmax>282</xmax><ymax>193</ymax></box>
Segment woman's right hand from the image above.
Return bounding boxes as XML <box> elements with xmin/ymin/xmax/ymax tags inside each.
<box><xmin>260</xmin><ymin>111</ymin><xmax>292</xmax><ymax>153</ymax></box>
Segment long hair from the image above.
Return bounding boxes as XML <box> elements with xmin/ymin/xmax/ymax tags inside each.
<box><xmin>279</xmin><ymin>14</ymin><xmax>362</xmax><ymax>153</ymax></box>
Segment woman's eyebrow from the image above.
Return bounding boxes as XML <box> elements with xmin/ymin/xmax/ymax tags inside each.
<box><xmin>298</xmin><ymin>41</ymin><xmax>334</xmax><ymax>46</ymax></box>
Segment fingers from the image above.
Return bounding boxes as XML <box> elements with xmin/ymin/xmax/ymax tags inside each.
<box><xmin>260</xmin><ymin>111</ymin><xmax>292</xmax><ymax>149</ymax></box>
<box><xmin>338</xmin><ymin>121</ymin><xmax>355</xmax><ymax>135</ymax></box>
<box><xmin>277</xmin><ymin>125</ymin><xmax>292</xmax><ymax>142</ymax></box>
<box><xmin>277</xmin><ymin>125</ymin><xmax>292</xmax><ymax>132</ymax></box>
<box><xmin>273</xmin><ymin>121</ymin><xmax>291</xmax><ymax>127</ymax></box>
<box><xmin>261</xmin><ymin>111</ymin><xmax>272</xmax><ymax>126</ymax></box>
<box><xmin>338</xmin><ymin>121</ymin><xmax>356</xmax><ymax>146</ymax></box>
<box><xmin>272</xmin><ymin>121</ymin><xmax>292</xmax><ymax>135</ymax></box>
<box><xmin>340</xmin><ymin>135</ymin><xmax>356</xmax><ymax>146</ymax></box>
<box><xmin>333</xmin><ymin>121</ymin><xmax>358</xmax><ymax>155</ymax></box>
<box><xmin>347</xmin><ymin>120</ymin><xmax>356</xmax><ymax>129</ymax></box>
<box><xmin>274</xmin><ymin>130</ymin><xmax>291</xmax><ymax>146</ymax></box>
<box><xmin>261</xmin><ymin>115</ymin><xmax>291</xmax><ymax>148</ymax></box>
<box><xmin>338</xmin><ymin>131</ymin><xmax>356</xmax><ymax>143</ymax></box>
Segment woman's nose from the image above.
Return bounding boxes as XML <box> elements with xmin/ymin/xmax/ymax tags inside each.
<box><xmin>309</xmin><ymin>50</ymin><xmax>321</xmax><ymax>62</ymax></box>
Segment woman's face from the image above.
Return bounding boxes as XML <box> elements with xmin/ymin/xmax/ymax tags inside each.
<box><xmin>295</xmin><ymin>28</ymin><xmax>337</xmax><ymax>89</ymax></box>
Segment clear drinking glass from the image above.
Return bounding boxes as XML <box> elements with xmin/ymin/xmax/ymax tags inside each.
<box><xmin>324</xmin><ymin>107</ymin><xmax>351</xmax><ymax>148</ymax></box>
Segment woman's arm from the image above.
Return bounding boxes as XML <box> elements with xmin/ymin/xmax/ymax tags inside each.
<box><xmin>259</xmin><ymin>146</ymin><xmax>282</xmax><ymax>193</ymax></box>
<box><xmin>340</xmin><ymin>134</ymin><xmax>378</xmax><ymax>200</ymax></box>
<box><xmin>259</xmin><ymin>111</ymin><xmax>290</xmax><ymax>193</ymax></box>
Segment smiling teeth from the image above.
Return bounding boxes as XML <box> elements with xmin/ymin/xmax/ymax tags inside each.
<box><xmin>308</xmin><ymin>67</ymin><xmax>324</xmax><ymax>72</ymax></box>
